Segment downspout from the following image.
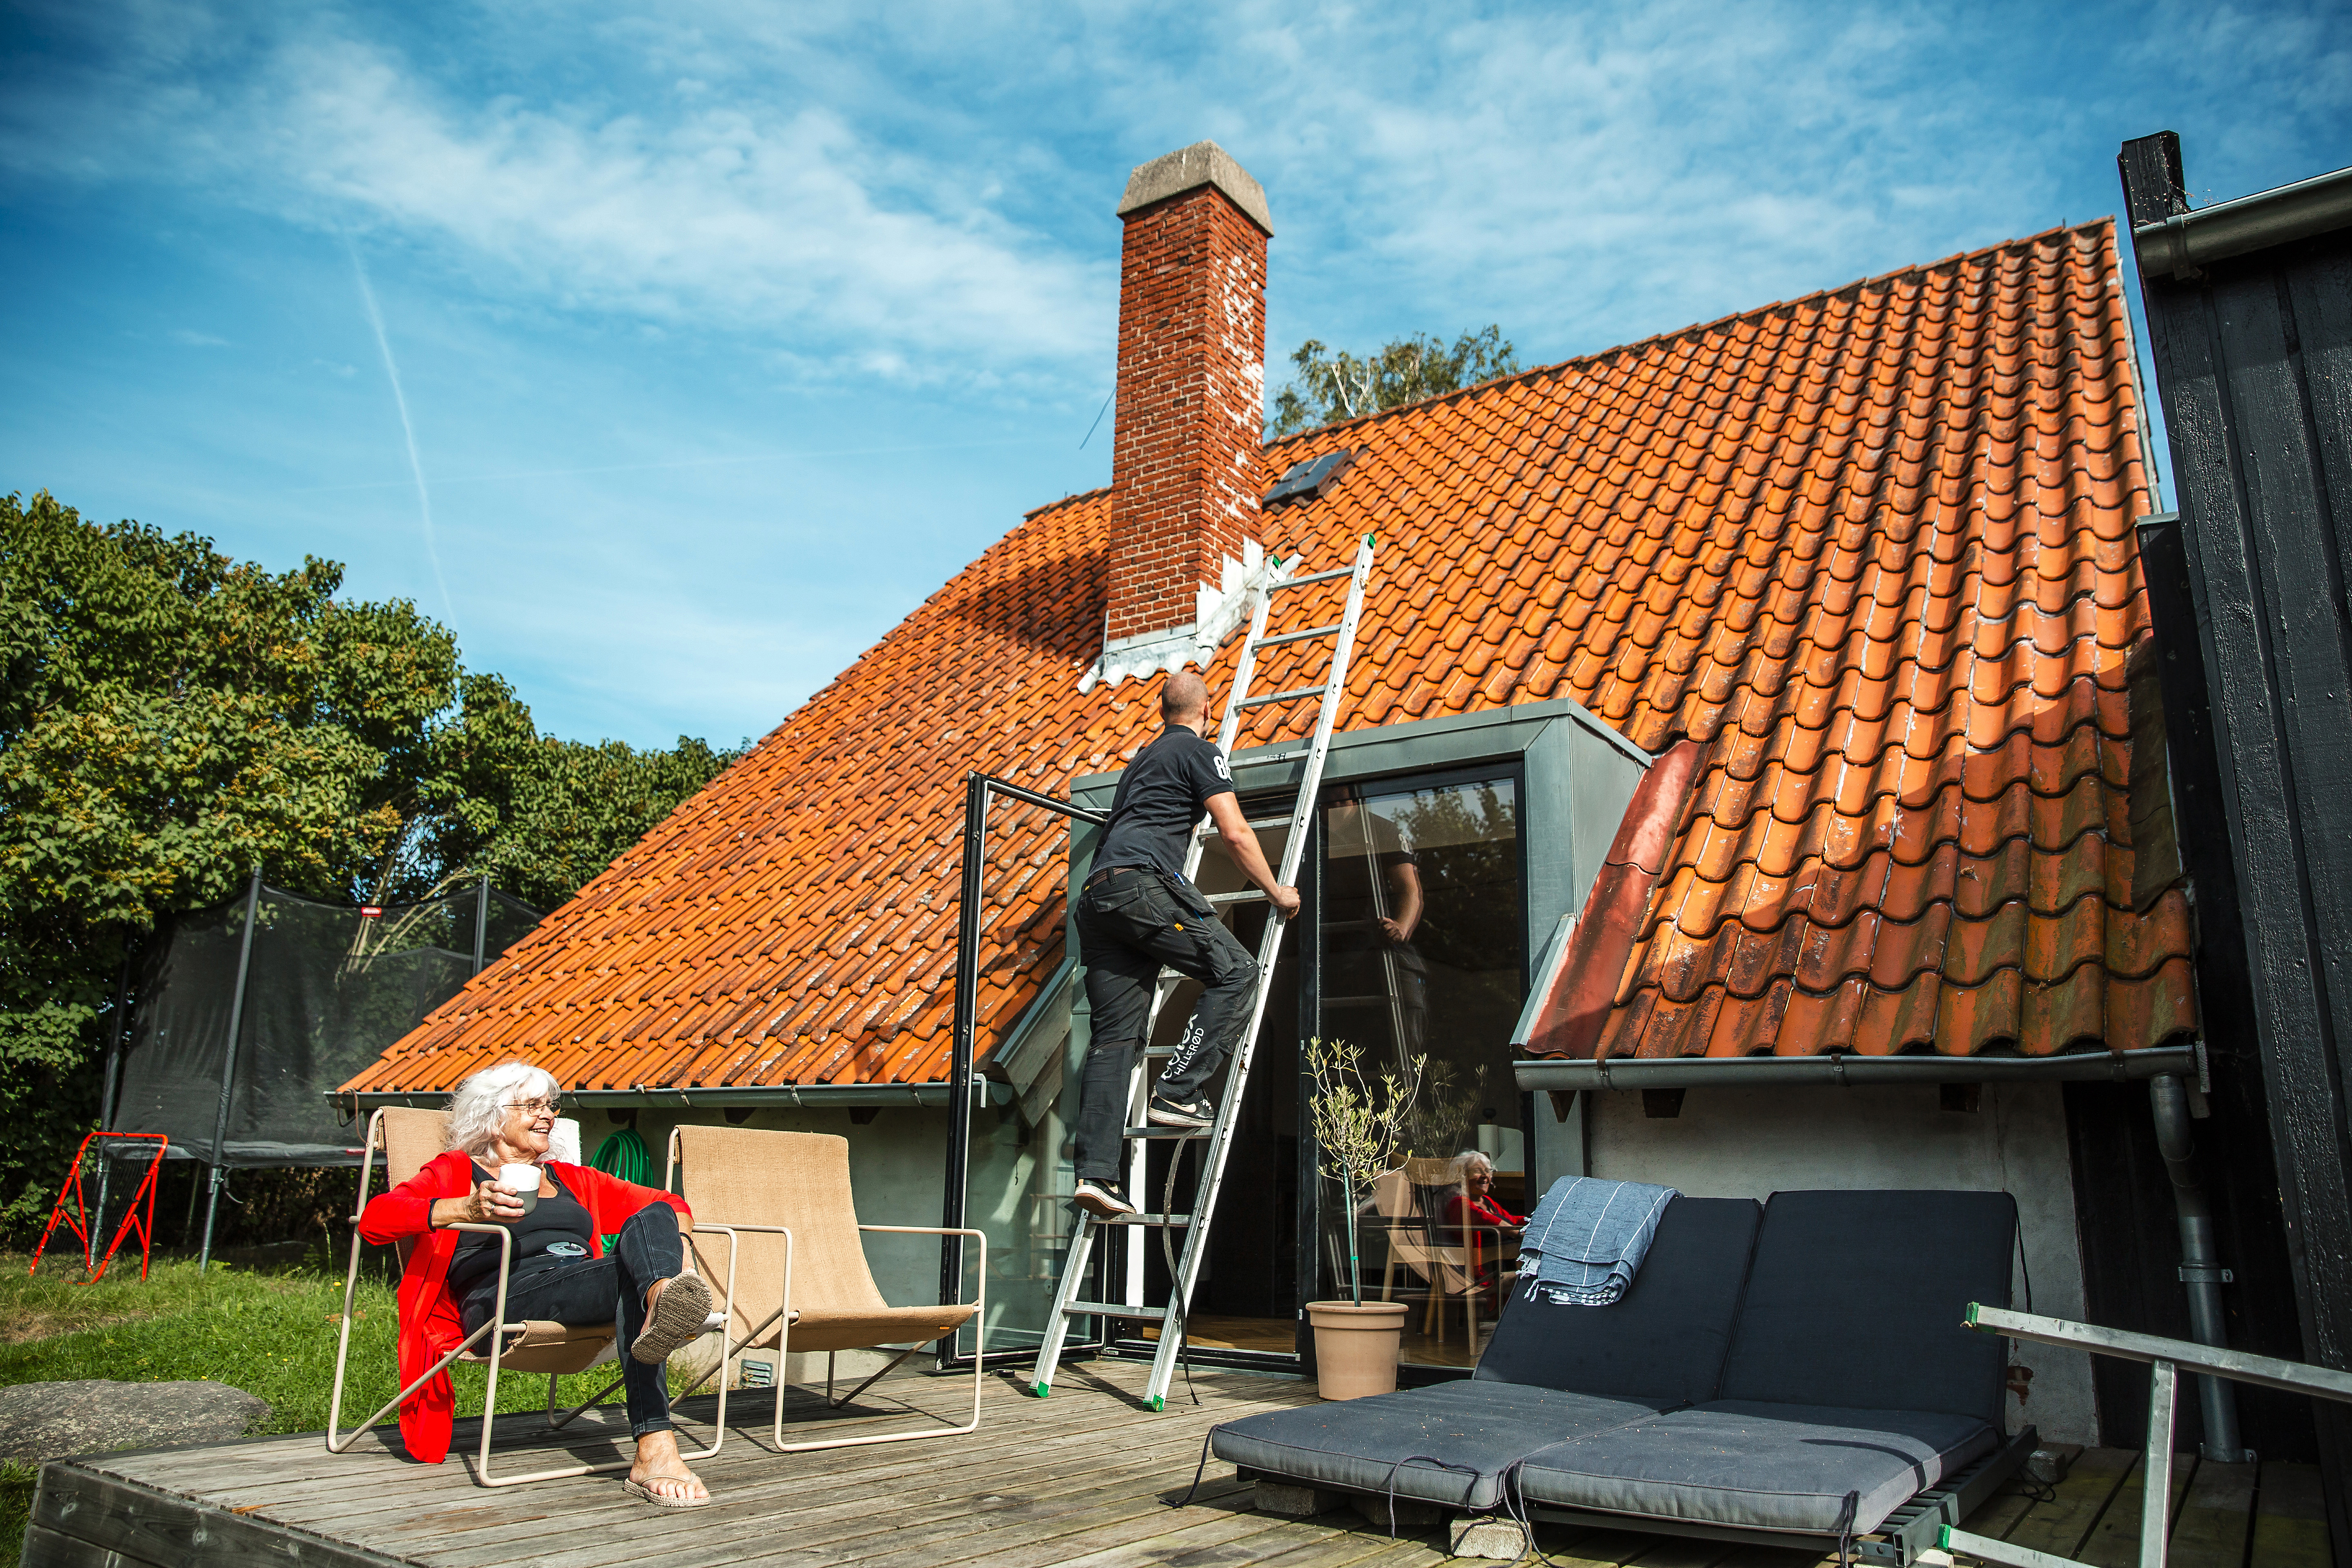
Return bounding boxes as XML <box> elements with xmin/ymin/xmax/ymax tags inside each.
<box><xmin>2149</xmin><ymin>1071</ymin><xmax>2249</xmax><ymax>1461</ymax></box>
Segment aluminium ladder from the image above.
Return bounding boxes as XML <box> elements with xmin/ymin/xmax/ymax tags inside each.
<box><xmin>1030</xmin><ymin>534</ymin><xmax>1376</xmax><ymax>1410</ymax></box>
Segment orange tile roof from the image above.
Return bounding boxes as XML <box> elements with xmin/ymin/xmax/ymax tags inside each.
<box><xmin>343</xmin><ymin>218</ymin><xmax>2192</xmax><ymax>1097</ymax></box>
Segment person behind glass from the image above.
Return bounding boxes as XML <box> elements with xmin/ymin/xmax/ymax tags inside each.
<box><xmin>1071</xmin><ymin>670</ymin><xmax>1300</xmax><ymax>1218</ymax></box>
<box><xmin>357</xmin><ymin>1062</ymin><xmax>717</xmax><ymax>1507</ymax></box>
<box><xmin>1442</xmin><ymin>1151</ymin><xmax>1528</xmax><ymax>1296</ymax></box>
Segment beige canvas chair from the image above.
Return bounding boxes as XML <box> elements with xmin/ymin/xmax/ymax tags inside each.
<box><xmin>325</xmin><ymin>1106</ymin><xmax>735</xmax><ymax>1485</ymax></box>
<box><xmin>1368</xmin><ymin>1157</ymin><xmax>1513</xmax><ymax>1351</ymax></box>
<box><xmin>666</xmin><ymin>1125</ymin><xmax>984</xmax><ymax>1453</ymax></box>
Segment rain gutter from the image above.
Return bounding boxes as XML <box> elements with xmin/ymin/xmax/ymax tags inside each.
<box><xmin>2132</xmin><ymin>163</ymin><xmax>2352</xmax><ymax>279</ymax></box>
<box><xmin>341</xmin><ymin>1080</ymin><xmax>1009</xmax><ymax>1113</ymax></box>
<box><xmin>1516</xmin><ymin>1042</ymin><xmax>2200</xmax><ymax>1092</ymax></box>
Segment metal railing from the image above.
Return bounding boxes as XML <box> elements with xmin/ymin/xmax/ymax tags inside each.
<box><xmin>1944</xmin><ymin>1304</ymin><xmax>2352</xmax><ymax>1568</ymax></box>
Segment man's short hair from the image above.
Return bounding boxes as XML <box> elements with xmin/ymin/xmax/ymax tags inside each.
<box><xmin>1163</xmin><ymin>671</ymin><xmax>1209</xmax><ymax>721</ymax></box>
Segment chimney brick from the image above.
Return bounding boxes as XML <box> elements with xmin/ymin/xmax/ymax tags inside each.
<box><xmin>1102</xmin><ymin>142</ymin><xmax>1271</xmax><ymax>653</ymax></box>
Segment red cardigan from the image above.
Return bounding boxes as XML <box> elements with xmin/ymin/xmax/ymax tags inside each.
<box><xmin>358</xmin><ymin>1150</ymin><xmax>691</xmax><ymax>1463</ymax></box>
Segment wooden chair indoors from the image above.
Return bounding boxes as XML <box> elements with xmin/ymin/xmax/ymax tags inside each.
<box><xmin>325</xmin><ymin>1106</ymin><xmax>733</xmax><ymax>1486</ymax></box>
<box><xmin>1376</xmin><ymin>1156</ymin><xmax>1514</xmax><ymax>1353</ymax></box>
<box><xmin>666</xmin><ymin>1125</ymin><xmax>986</xmax><ymax>1453</ymax></box>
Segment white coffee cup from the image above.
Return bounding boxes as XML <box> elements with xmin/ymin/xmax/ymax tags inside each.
<box><xmin>498</xmin><ymin>1163</ymin><xmax>542</xmax><ymax>1217</ymax></box>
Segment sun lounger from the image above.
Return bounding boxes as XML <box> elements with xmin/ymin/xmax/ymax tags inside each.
<box><xmin>1212</xmin><ymin>1195</ymin><xmax>1761</xmax><ymax>1510</ymax></box>
<box><xmin>1209</xmin><ymin>1188</ymin><xmax>2033</xmax><ymax>1563</ymax></box>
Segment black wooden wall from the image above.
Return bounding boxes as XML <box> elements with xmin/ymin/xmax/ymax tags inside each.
<box><xmin>2120</xmin><ymin>132</ymin><xmax>2352</xmax><ymax>1560</ymax></box>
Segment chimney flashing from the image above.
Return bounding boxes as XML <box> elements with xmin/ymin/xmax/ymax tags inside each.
<box><xmin>1116</xmin><ymin>141</ymin><xmax>1274</xmax><ymax>236</ymax></box>
<box><xmin>1080</xmin><ymin>541</ymin><xmax>1291</xmax><ymax>693</ymax></box>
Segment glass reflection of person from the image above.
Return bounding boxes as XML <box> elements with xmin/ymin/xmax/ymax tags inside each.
<box><xmin>1442</xmin><ymin>1151</ymin><xmax>1526</xmax><ymax>1304</ymax></box>
<box><xmin>1328</xmin><ymin>799</ymin><xmax>1428</xmax><ymax>1063</ymax></box>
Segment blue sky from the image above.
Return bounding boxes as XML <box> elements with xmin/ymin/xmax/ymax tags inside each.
<box><xmin>4</xmin><ymin>2</ymin><xmax>2346</xmax><ymax>749</ymax></box>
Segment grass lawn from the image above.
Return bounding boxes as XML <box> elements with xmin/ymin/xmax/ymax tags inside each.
<box><xmin>0</xmin><ymin>1252</ymin><xmax>680</xmax><ymax>1561</ymax></box>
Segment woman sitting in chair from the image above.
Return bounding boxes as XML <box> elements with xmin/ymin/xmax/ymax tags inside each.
<box><xmin>359</xmin><ymin>1062</ymin><xmax>717</xmax><ymax>1506</ymax></box>
<box><xmin>1440</xmin><ymin>1151</ymin><xmax>1527</xmax><ymax>1297</ymax></box>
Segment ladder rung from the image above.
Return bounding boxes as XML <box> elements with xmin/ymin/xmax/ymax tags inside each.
<box><xmin>1206</xmin><ymin>889</ymin><xmax>1267</xmax><ymax>906</ymax></box>
<box><xmin>1065</xmin><ymin>1301</ymin><xmax>1169</xmax><ymax>1319</ymax></box>
<box><xmin>1144</xmin><ymin>1046</ymin><xmax>1177</xmax><ymax>1057</ymax></box>
<box><xmin>1274</xmin><ymin>565</ymin><xmax>1354</xmax><ymax>588</ymax></box>
<box><xmin>1099</xmin><ymin>1213</ymin><xmax>1193</xmax><ymax>1227</ymax></box>
<box><xmin>1252</xmin><ymin>621</ymin><xmax>1342</xmax><ymax>650</ymax></box>
<box><xmin>1238</xmin><ymin>684</ymin><xmax>1327</xmax><ymax>709</ymax></box>
<box><xmin>1195</xmin><ymin>814</ymin><xmax>1288</xmax><ymax>838</ymax></box>
<box><xmin>1125</xmin><ymin>1126</ymin><xmax>1211</xmax><ymax>1139</ymax></box>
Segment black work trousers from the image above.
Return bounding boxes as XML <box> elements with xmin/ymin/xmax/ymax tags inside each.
<box><xmin>1074</xmin><ymin>866</ymin><xmax>1261</xmax><ymax>1180</ymax></box>
<box><xmin>458</xmin><ymin>1200</ymin><xmax>686</xmax><ymax>1438</ymax></box>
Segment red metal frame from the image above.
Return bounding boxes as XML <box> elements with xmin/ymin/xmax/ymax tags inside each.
<box><xmin>30</xmin><ymin>1132</ymin><xmax>170</xmax><ymax>1283</ymax></box>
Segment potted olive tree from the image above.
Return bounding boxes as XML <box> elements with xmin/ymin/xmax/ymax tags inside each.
<box><xmin>1304</xmin><ymin>1036</ymin><xmax>1423</xmax><ymax>1399</ymax></box>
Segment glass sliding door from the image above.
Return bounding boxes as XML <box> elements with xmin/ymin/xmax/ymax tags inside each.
<box><xmin>1316</xmin><ymin>772</ymin><xmax>1523</xmax><ymax>1370</ymax></box>
<box><xmin>1122</xmin><ymin>808</ymin><xmax>1305</xmax><ymax>1361</ymax></box>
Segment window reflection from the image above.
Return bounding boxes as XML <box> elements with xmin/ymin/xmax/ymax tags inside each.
<box><xmin>1321</xmin><ymin>776</ymin><xmax>1522</xmax><ymax>1368</ymax></box>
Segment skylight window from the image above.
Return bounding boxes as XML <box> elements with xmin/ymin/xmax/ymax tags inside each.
<box><xmin>1263</xmin><ymin>448</ymin><xmax>1354</xmax><ymax>506</ymax></box>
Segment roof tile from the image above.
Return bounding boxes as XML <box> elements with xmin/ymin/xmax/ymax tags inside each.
<box><xmin>344</xmin><ymin>219</ymin><xmax>2192</xmax><ymax>1095</ymax></box>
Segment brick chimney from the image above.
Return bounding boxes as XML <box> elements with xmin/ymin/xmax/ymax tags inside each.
<box><xmin>1092</xmin><ymin>141</ymin><xmax>1273</xmax><ymax>688</ymax></box>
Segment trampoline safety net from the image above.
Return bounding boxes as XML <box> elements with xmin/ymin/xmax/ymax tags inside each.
<box><xmin>110</xmin><ymin>881</ymin><xmax>541</xmax><ymax>1167</ymax></box>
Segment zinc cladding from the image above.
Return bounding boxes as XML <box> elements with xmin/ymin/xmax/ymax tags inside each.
<box><xmin>341</xmin><ymin>219</ymin><xmax>2193</xmax><ymax>1099</ymax></box>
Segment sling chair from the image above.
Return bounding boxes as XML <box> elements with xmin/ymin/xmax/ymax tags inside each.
<box><xmin>666</xmin><ymin>1124</ymin><xmax>985</xmax><ymax>1453</ymax></box>
<box><xmin>1368</xmin><ymin>1157</ymin><xmax>1515</xmax><ymax>1352</ymax></box>
<box><xmin>325</xmin><ymin>1106</ymin><xmax>739</xmax><ymax>1486</ymax></box>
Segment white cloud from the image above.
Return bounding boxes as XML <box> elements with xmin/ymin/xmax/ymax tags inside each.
<box><xmin>4</xmin><ymin>4</ymin><xmax>1112</xmax><ymax>380</ymax></box>
<box><xmin>168</xmin><ymin>327</ymin><xmax>230</xmax><ymax>346</ymax></box>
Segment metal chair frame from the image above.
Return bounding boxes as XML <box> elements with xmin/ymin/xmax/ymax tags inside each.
<box><xmin>325</xmin><ymin>1106</ymin><xmax>738</xmax><ymax>1487</ymax></box>
<box><xmin>665</xmin><ymin>1129</ymin><xmax>986</xmax><ymax>1454</ymax></box>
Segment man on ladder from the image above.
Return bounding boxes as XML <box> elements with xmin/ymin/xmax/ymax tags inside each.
<box><xmin>1071</xmin><ymin>669</ymin><xmax>1300</xmax><ymax>1219</ymax></box>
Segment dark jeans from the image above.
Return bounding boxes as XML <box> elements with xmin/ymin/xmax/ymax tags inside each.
<box><xmin>1074</xmin><ymin>866</ymin><xmax>1261</xmax><ymax>1180</ymax></box>
<box><xmin>459</xmin><ymin>1200</ymin><xmax>685</xmax><ymax>1439</ymax></box>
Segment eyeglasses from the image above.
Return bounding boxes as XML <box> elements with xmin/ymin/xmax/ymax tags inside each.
<box><xmin>505</xmin><ymin>1098</ymin><xmax>559</xmax><ymax>1118</ymax></box>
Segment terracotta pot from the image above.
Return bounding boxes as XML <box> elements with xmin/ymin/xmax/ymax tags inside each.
<box><xmin>1306</xmin><ymin>1300</ymin><xmax>1409</xmax><ymax>1399</ymax></box>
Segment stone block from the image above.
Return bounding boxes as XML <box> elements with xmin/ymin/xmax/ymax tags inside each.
<box><xmin>1254</xmin><ymin>1480</ymin><xmax>1340</xmax><ymax>1517</ymax></box>
<box><xmin>0</xmin><ymin>1379</ymin><xmax>269</xmax><ymax>1462</ymax></box>
<box><xmin>1448</xmin><ymin>1515</ymin><xmax>1528</xmax><ymax>1560</ymax></box>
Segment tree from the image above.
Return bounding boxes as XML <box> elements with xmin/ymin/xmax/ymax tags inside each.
<box><xmin>0</xmin><ymin>492</ymin><xmax>741</xmax><ymax>1240</ymax></box>
<box><xmin>1265</xmin><ymin>326</ymin><xmax>1523</xmax><ymax>438</ymax></box>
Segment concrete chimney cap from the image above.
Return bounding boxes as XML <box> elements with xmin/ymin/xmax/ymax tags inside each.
<box><xmin>1116</xmin><ymin>141</ymin><xmax>1273</xmax><ymax>236</ymax></box>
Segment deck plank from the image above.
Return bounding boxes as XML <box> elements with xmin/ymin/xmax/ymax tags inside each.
<box><xmin>2166</xmin><ymin>1459</ymin><xmax>2254</xmax><ymax>1568</ymax></box>
<box><xmin>2000</xmin><ymin>1447</ymin><xmax>2136</xmax><ymax>1559</ymax></box>
<box><xmin>2249</xmin><ymin>1461</ymin><xmax>2331</xmax><ymax>1568</ymax></box>
<box><xmin>1956</xmin><ymin>1486</ymin><xmax>2040</xmax><ymax>1545</ymax></box>
<box><xmin>33</xmin><ymin>1364</ymin><xmax>2271</xmax><ymax>1568</ymax></box>
<box><xmin>1526</xmin><ymin>1529</ymin><xmax>1672</xmax><ymax>1566</ymax></box>
<box><xmin>2075</xmin><ymin>1452</ymin><xmax>2196</xmax><ymax>1568</ymax></box>
<box><xmin>415</xmin><ymin>1405</ymin><xmax>1256</xmax><ymax>1565</ymax></box>
<box><xmin>252</xmin><ymin>1377</ymin><xmax>1232</xmax><ymax>1542</ymax></box>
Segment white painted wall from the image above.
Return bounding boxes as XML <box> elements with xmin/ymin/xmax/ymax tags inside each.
<box><xmin>1586</xmin><ymin>1081</ymin><xmax>2098</xmax><ymax>1446</ymax></box>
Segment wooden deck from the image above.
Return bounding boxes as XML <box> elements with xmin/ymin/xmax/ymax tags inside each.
<box><xmin>19</xmin><ymin>1359</ymin><xmax>2325</xmax><ymax>1568</ymax></box>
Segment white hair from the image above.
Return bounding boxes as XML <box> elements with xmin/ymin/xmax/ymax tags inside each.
<box><xmin>446</xmin><ymin>1062</ymin><xmax>561</xmax><ymax>1159</ymax></box>
<box><xmin>1457</xmin><ymin>1151</ymin><xmax>1496</xmax><ymax>1177</ymax></box>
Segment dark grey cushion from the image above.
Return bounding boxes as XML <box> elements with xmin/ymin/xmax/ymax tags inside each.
<box><xmin>1474</xmin><ymin>1195</ymin><xmax>1761</xmax><ymax>1403</ymax></box>
<box><xmin>1515</xmin><ymin>1400</ymin><xmax>1998</xmax><ymax>1535</ymax></box>
<box><xmin>1717</xmin><ymin>1190</ymin><xmax>2016</xmax><ymax>1423</ymax></box>
<box><xmin>1210</xmin><ymin>1380</ymin><xmax>1663</xmax><ymax>1509</ymax></box>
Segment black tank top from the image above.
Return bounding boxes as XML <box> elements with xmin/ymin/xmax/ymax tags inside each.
<box><xmin>445</xmin><ymin>1162</ymin><xmax>595</xmax><ymax>1298</ymax></box>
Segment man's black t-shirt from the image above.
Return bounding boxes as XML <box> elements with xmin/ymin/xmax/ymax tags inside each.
<box><xmin>1095</xmin><ymin>726</ymin><xmax>1236</xmax><ymax>882</ymax></box>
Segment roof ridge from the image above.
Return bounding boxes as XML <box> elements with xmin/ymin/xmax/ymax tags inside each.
<box><xmin>1024</xmin><ymin>484</ymin><xmax>1111</xmax><ymax>521</ymax></box>
<box><xmin>1258</xmin><ymin>216</ymin><xmax>2120</xmax><ymax>454</ymax></box>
